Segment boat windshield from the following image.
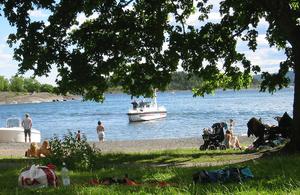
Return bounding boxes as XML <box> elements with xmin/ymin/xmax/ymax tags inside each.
<box><xmin>6</xmin><ymin>118</ymin><xmax>21</xmax><ymax>128</ymax></box>
<box><xmin>132</xmin><ymin>100</ymin><xmax>152</xmax><ymax>108</ymax></box>
<box><xmin>139</xmin><ymin>101</ymin><xmax>152</xmax><ymax>108</ymax></box>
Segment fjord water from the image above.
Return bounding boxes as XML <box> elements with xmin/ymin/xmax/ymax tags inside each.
<box><xmin>0</xmin><ymin>88</ymin><xmax>293</xmax><ymax>141</ymax></box>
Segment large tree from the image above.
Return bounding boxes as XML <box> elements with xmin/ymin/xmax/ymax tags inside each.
<box><xmin>0</xmin><ymin>0</ymin><xmax>299</xmax><ymax>151</ymax></box>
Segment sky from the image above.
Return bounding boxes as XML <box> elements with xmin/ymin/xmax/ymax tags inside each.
<box><xmin>0</xmin><ymin>1</ymin><xmax>286</xmax><ymax>85</ymax></box>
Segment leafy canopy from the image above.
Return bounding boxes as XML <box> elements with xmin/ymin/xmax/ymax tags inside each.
<box><xmin>0</xmin><ymin>0</ymin><xmax>299</xmax><ymax>101</ymax></box>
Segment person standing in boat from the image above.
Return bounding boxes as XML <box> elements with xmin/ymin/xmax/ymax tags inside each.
<box><xmin>96</xmin><ymin>121</ymin><xmax>105</xmax><ymax>142</ymax></box>
<box><xmin>22</xmin><ymin>113</ymin><xmax>32</xmax><ymax>143</ymax></box>
<box><xmin>131</xmin><ymin>99</ymin><xmax>138</xmax><ymax>110</ymax></box>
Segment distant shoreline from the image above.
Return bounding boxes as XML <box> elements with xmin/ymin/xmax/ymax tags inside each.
<box><xmin>0</xmin><ymin>92</ymin><xmax>79</xmax><ymax>105</ymax></box>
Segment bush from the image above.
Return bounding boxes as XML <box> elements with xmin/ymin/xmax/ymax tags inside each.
<box><xmin>42</xmin><ymin>131</ymin><xmax>100</xmax><ymax>170</ymax></box>
<box><xmin>24</xmin><ymin>78</ymin><xmax>41</xmax><ymax>92</ymax></box>
<box><xmin>0</xmin><ymin>76</ymin><xmax>9</xmax><ymax>91</ymax></box>
<box><xmin>40</xmin><ymin>84</ymin><xmax>54</xmax><ymax>93</ymax></box>
<box><xmin>9</xmin><ymin>76</ymin><xmax>24</xmax><ymax>92</ymax></box>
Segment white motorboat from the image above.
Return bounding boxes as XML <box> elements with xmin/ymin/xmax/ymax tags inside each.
<box><xmin>0</xmin><ymin>118</ymin><xmax>41</xmax><ymax>143</ymax></box>
<box><xmin>127</xmin><ymin>92</ymin><xmax>167</xmax><ymax>122</ymax></box>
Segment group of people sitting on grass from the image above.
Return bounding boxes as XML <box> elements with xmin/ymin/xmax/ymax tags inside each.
<box><xmin>25</xmin><ymin>140</ymin><xmax>51</xmax><ymax>158</ymax></box>
<box><xmin>201</xmin><ymin>112</ymin><xmax>292</xmax><ymax>151</ymax></box>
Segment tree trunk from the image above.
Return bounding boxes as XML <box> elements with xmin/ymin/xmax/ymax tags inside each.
<box><xmin>262</xmin><ymin>1</ymin><xmax>300</xmax><ymax>153</ymax></box>
<box><xmin>286</xmin><ymin>42</ymin><xmax>300</xmax><ymax>152</ymax></box>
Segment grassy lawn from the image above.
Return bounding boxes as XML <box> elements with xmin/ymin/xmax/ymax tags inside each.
<box><xmin>1</xmin><ymin>149</ymin><xmax>300</xmax><ymax>194</ymax></box>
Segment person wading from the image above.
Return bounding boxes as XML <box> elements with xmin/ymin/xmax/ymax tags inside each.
<box><xmin>96</xmin><ymin>121</ymin><xmax>105</xmax><ymax>142</ymax></box>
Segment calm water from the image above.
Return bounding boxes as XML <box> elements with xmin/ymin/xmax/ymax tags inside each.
<box><xmin>0</xmin><ymin>88</ymin><xmax>293</xmax><ymax>141</ymax></box>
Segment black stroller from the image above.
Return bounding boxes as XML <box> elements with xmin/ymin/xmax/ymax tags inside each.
<box><xmin>199</xmin><ymin>123</ymin><xmax>226</xmax><ymax>150</ymax></box>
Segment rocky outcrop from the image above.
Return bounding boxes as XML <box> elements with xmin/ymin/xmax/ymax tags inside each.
<box><xmin>0</xmin><ymin>92</ymin><xmax>79</xmax><ymax>105</ymax></box>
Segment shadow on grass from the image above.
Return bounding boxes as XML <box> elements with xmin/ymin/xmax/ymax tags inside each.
<box><xmin>0</xmin><ymin>158</ymin><xmax>39</xmax><ymax>170</ymax></box>
<box><xmin>94</xmin><ymin>149</ymin><xmax>259</xmax><ymax>168</ymax></box>
<box><xmin>0</xmin><ymin>148</ymin><xmax>260</xmax><ymax>170</ymax></box>
<box><xmin>89</xmin><ymin>152</ymin><xmax>300</xmax><ymax>192</ymax></box>
<box><xmin>1</xmin><ymin>151</ymin><xmax>300</xmax><ymax>194</ymax></box>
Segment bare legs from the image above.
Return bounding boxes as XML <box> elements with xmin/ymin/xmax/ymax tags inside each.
<box><xmin>226</xmin><ymin>134</ymin><xmax>242</xmax><ymax>150</ymax></box>
<box><xmin>232</xmin><ymin>136</ymin><xmax>242</xmax><ymax>149</ymax></box>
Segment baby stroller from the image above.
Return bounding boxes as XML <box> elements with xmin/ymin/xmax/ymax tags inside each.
<box><xmin>199</xmin><ymin>123</ymin><xmax>226</xmax><ymax>150</ymax></box>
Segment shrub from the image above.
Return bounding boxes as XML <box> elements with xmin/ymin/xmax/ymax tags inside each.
<box><xmin>9</xmin><ymin>76</ymin><xmax>24</xmax><ymax>92</ymax></box>
<box><xmin>42</xmin><ymin>131</ymin><xmax>100</xmax><ymax>170</ymax></box>
<box><xmin>40</xmin><ymin>84</ymin><xmax>54</xmax><ymax>93</ymax></box>
<box><xmin>24</xmin><ymin>78</ymin><xmax>41</xmax><ymax>92</ymax></box>
<box><xmin>0</xmin><ymin>76</ymin><xmax>9</xmax><ymax>91</ymax></box>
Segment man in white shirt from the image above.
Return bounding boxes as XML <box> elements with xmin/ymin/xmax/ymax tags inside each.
<box><xmin>22</xmin><ymin>113</ymin><xmax>32</xmax><ymax>142</ymax></box>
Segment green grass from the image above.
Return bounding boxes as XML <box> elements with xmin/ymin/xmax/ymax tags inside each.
<box><xmin>1</xmin><ymin>149</ymin><xmax>300</xmax><ymax>195</ymax></box>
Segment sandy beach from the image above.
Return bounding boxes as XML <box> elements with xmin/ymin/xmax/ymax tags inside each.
<box><xmin>0</xmin><ymin>136</ymin><xmax>254</xmax><ymax>157</ymax></box>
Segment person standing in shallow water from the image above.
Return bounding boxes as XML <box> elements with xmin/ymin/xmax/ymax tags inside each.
<box><xmin>76</xmin><ymin>130</ymin><xmax>81</xmax><ymax>141</ymax></box>
<box><xmin>22</xmin><ymin>113</ymin><xmax>32</xmax><ymax>142</ymax></box>
<box><xmin>96</xmin><ymin>121</ymin><xmax>105</xmax><ymax>142</ymax></box>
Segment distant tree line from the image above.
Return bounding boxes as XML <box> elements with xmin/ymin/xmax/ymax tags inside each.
<box><xmin>0</xmin><ymin>75</ymin><xmax>55</xmax><ymax>93</ymax></box>
<box><xmin>167</xmin><ymin>72</ymin><xmax>202</xmax><ymax>90</ymax></box>
<box><xmin>0</xmin><ymin>72</ymin><xmax>290</xmax><ymax>93</ymax></box>
<box><xmin>167</xmin><ymin>72</ymin><xmax>253</xmax><ymax>90</ymax></box>
<box><xmin>167</xmin><ymin>71</ymin><xmax>293</xmax><ymax>90</ymax></box>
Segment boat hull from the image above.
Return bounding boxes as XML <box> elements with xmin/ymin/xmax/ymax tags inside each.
<box><xmin>0</xmin><ymin>127</ymin><xmax>41</xmax><ymax>143</ymax></box>
<box><xmin>127</xmin><ymin>111</ymin><xmax>167</xmax><ymax>122</ymax></box>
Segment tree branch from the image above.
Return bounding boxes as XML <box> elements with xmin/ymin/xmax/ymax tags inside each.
<box><xmin>231</xmin><ymin>25</ymin><xmax>249</xmax><ymax>38</ymax></box>
<box><xmin>118</xmin><ymin>0</ymin><xmax>134</xmax><ymax>8</ymax></box>
<box><xmin>171</xmin><ymin>1</ymin><xmax>186</xmax><ymax>35</ymax></box>
<box><xmin>258</xmin><ymin>0</ymin><xmax>300</xmax><ymax>45</ymax></box>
